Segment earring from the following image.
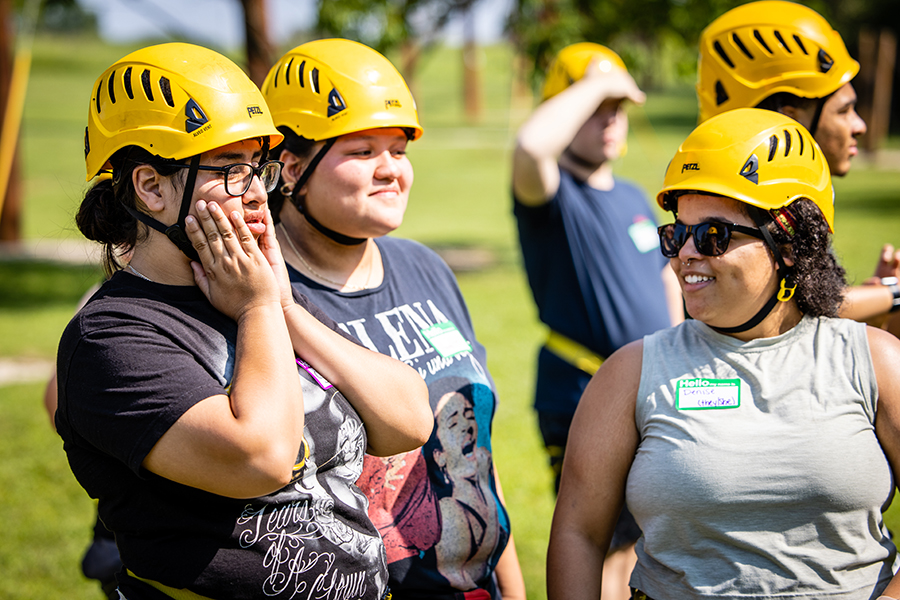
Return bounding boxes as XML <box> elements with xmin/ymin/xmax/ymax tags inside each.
<box><xmin>280</xmin><ymin>183</ymin><xmax>293</xmax><ymax>197</ymax></box>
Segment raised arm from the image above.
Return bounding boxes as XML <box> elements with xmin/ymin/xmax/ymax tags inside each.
<box><xmin>868</xmin><ymin>326</ymin><xmax>900</xmax><ymax>597</ymax></box>
<box><xmin>547</xmin><ymin>340</ymin><xmax>643</xmax><ymax>600</ymax></box>
<box><xmin>513</xmin><ymin>65</ymin><xmax>645</xmax><ymax>206</ymax></box>
<box><xmin>142</xmin><ymin>200</ymin><xmax>304</xmax><ymax>499</ymax></box>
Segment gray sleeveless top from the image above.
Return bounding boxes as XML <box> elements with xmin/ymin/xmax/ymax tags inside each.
<box><xmin>629</xmin><ymin>316</ymin><xmax>896</xmax><ymax>600</ymax></box>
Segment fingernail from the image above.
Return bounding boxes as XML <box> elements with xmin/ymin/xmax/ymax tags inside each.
<box><xmin>185</xmin><ymin>215</ymin><xmax>195</xmax><ymax>225</ymax></box>
<box><xmin>196</xmin><ymin>200</ymin><xmax>207</xmax><ymax>211</ymax></box>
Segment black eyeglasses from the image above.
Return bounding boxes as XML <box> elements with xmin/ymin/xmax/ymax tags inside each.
<box><xmin>657</xmin><ymin>220</ymin><xmax>765</xmax><ymax>258</ymax></box>
<box><xmin>172</xmin><ymin>160</ymin><xmax>284</xmax><ymax>197</ymax></box>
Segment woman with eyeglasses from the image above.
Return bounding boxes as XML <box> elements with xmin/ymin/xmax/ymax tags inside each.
<box><xmin>546</xmin><ymin>108</ymin><xmax>900</xmax><ymax>600</ymax></box>
<box><xmin>55</xmin><ymin>43</ymin><xmax>431</xmax><ymax>600</ymax></box>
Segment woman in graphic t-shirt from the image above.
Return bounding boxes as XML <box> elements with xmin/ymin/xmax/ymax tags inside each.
<box><xmin>261</xmin><ymin>39</ymin><xmax>526</xmax><ymax>600</ymax></box>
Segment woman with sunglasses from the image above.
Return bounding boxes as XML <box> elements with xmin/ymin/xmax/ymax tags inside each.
<box><xmin>547</xmin><ymin>108</ymin><xmax>900</xmax><ymax>600</ymax></box>
<box><xmin>261</xmin><ymin>39</ymin><xmax>526</xmax><ymax>600</ymax></box>
<box><xmin>55</xmin><ymin>43</ymin><xmax>431</xmax><ymax>600</ymax></box>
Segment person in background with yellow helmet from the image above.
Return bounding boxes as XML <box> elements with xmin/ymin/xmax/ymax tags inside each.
<box><xmin>56</xmin><ymin>42</ymin><xmax>431</xmax><ymax>599</ymax></box>
<box><xmin>698</xmin><ymin>0</ymin><xmax>900</xmax><ymax>324</ymax></box>
<box><xmin>512</xmin><ymin>42</ymin><xmax>684</xmax><ymax>599</ymax></box>
<box><xmin>262</xmin><ymin>39</ymin><xmax>526</xmax><ymax>600</ymax></box>
<box><xmin>548</xmin><ymin>107</ymin><xmax>900</xmax><ymax>600</ymax></box>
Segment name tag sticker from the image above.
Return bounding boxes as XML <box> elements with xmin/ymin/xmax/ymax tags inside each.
<box><xmin>628</xmin><ymin>217</ymin><xmax>660</xmax><ymax>254</ymax></box>
<box><xmin>421</xmin><ymin>321</ymin><xmax>472</xmax><ymax>358</ymax></box>
<box><xmin>676</xmin><ymin>378</ymin><xmax>740</xmax><ymax>410</ymax></box>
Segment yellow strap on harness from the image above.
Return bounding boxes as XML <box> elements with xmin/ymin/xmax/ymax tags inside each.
<box><xmin>545</xmin><ymin>330</ymin><xmax>604</xmax><ymax>375</ymax></box>
<box><xmin>126</xmin><ymin>570</ymin><xmax>216</xmax><ymax>600</ymax></box>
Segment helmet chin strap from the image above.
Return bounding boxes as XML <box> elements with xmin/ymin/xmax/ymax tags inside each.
<box><xmin>124</xmin><ymin>154</ymin><xmax>201</xmax><ymax>263</ymax></box>
<box><xmin>709</xmin><ymin>206</ymin><xmax>796</xmax><ymax>335</ymax></box>
<box><xmin>289</xmin><ymin>138</ymin><xmax>367</xmax><ymax>246</ymax></box>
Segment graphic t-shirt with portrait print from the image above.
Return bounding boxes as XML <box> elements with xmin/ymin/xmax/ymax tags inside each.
<box><xmin>288</xmin><ymin>236</ymin><xmax>511</xmax><ymax>600</ymax></box>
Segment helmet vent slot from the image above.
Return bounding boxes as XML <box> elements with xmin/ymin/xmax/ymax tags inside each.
<box><xmin>298</xmin><ymin>60</ymin><xmax>306</xmax><ymax>87</ymax></box>
<box><xmin>160</xmin><ymin>76</ymin><xmax>174</xmax><ymax>107</ymax></box>
<box><xmin>141</xmin><ymin>69</ymin><xmax>154</xmax><ymax>101</ymax></box>
<box><xmin>713</xmin><ymin>41</ymin><xmax>735</xmax><ymax>68</ymax></box>
<box><xmin>732</xmin><ymin>34</ymin><xmax>754</xmax><ymax>59</ymax></box>
<box><xmin>107</xmin><ymin>70</ymin><xmax>117</xmax><ymax>104</ymax></box>
<box><xmin>793</xmin><ymin>35</ymin><xmax>808</xmax><ymax>55</ymax></box>
<box><xmin>817</xmin><ymin>49</ymin><xmax>834</xmax><ymax>73</ymax></box>
<box><xmin>124</xmin><ymin>67</ymin><xmax>134</xmax><ymax>100</ymax></box>
<box><xmin>754</xmin><ymin>30</ymin><xmax>773</xmax><ymax>54</ymax></box>
<box><xmin>783</xmin><ymin>129</ymin><xmax>791</xmax><ymax>156</ymax></box>
<box><xmin>715</xmin><ymin>81</ymin><xmax>729</xmax><ymax>106</ymax></box>
<box><xmin>773</xmin><ymin>30</ymin><xmax>791</xmax><ymax>53</ymax></box>
<box><xmin>796</xmin><ymin>129</ymin><xmax>804</xmax><ymax>155</ymax></box>
<box><xmin>768</xmin><ymin>134</ymin><xmax>778</xmax><ymax>161</ymax></box>
<box><xmin>311</xmin><ymin>67</ymin><xmax>320</xmax><ymax>94</ymax></box>
<box><xmin>284</xmin><ymin>58</ymin><xmax>293</xmax><ymax>85</ymax></box>
<box><xmin>95</xmin><ymin>81</ymin><xmax>102</xmax><ymax>113</ymax></box>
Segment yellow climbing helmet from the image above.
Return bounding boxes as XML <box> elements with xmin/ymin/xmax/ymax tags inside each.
<box><xmin>85</xmin><ymin>42</ymin><xmax>282</xmax><ymax>180</ymax></box>
<box><xmin>541</xmin><ymin>42</ymin><xmax>628</xmax><ymax>100</ymax></box>
<box><xmin>261</xmin><ymin>38</ymin><xmax>423</xmax><ymax>142</ymax></box>
<box><xmin>657</xmin><ymin>107</ymin><xmax>834</xmax><ymax>231</ymax></box>
<box><xmin>697</xmin><ymin>1</ymin><xmax>859</xmax><ymax>123</ymax></box>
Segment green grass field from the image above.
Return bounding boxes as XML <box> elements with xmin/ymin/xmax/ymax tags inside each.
<box><xmin>2</xmin><ymin>34</ymin><xmax>900</xmax><ymax>600</ymax></box>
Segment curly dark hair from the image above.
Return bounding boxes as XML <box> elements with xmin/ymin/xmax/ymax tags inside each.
<box><xmin>742</xmin><ymin>198</ymin><xmax>846</xmax><ymax>317</ymax></box>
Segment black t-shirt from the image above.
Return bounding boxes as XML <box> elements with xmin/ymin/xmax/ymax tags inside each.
<box><xmin>55</xmin><ymin>271</ymin><xmax>388</xmax><ymax>599</ymax></box>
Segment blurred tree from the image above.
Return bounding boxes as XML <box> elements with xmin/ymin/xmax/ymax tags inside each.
<box><xmin>506</xmin><ymin>0</ymin><xmax>883</xmax><ymax>90</ymax></box>
<box><xmin>316</xmin><ymin>0</ymin><xmax>478</xmax><ymax>78</ymax></box>
<box><xmin>316</xmin><ymin>0</ymin><xmax>484</xmax><ymax>120</ymax></box>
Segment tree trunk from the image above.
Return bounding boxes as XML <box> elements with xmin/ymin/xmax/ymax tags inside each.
<box><xmin>239</xmin><ymin>0</ymin><xmax>273</xmax><ymax>88</ymax></box>
<box><xmin>0</xmin><ymin>0</ymin><xmax>22</xmax><ymax>243</ymax></box>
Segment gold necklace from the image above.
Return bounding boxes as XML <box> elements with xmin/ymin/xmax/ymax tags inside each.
<box><xmin>279</xmin><ymin>223</ymin><xmax>373</xmax><ymax>291</ymax></box>
<box><xmin>128</xmin><ymin>264</ymin><xmax>154</xmax><ymax>282</ymax></box>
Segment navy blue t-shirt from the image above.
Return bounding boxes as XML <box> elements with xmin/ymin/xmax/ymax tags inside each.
<box><xmin>515</xmin><ymin>169</ymin><xmax>671</xmax><ymax>414</ymax></box>
<box><xmin>288</xmin><ymin>236</ymin><xmax>510</xmax><ymax>600</ymax></box>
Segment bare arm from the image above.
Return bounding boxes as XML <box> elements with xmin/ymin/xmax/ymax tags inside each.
<box><xmin>513</xmin><ymin>67</ymin><xmax>645</xmax><ymax>206</ymax></box>
<box><xmin>282</xmin><ymin>303</ymin><xmax>432</xmax><ymax>456</ymax></box>
<box><xmin>258</xmin><ymin>206</ymin><xmax>432</xmax><ymax>457</ymax></box>
<box><xmin>868</xmin><ymin>326</ymin><xmax>900</xmax><ymax>597</ymax></box>
<box><xmin>840</xmin><ymin>244</ymin><xmax>900</xmax><ymax>324</ymax></box>
<box><xmin>840</xmin><ymin>285</ymin><xmax>894</xmax><ymax>324</ymax></box>
<box><xmin>547</xmin><ymin>340</ymin><xmax>643</xmax><ymax>600</ymax></box>
<box><xmin>142</xmin><ymin>201</ymin><xmax>304</xmax><ymax>499</ymax></box>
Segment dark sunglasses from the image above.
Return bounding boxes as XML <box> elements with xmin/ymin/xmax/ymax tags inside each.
<box><xmin>171</xmin><ymin>160</ymin><xmax>284</xmax><ymax>197</ymax></box>
<box><xmin>657</xmin><ymin>220</ymin><xmax>764</xmax><ymax>258</ymax></box>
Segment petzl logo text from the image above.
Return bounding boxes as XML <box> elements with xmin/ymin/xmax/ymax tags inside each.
<box><xmin>247</xmin><ymin>105</ymin><xmax>263</xmax><ymax>117</ymax></box>
<box><xmin>681</xmin><ymin>162</ymin><xmax>699</xmax><ymax>173</ymax></box>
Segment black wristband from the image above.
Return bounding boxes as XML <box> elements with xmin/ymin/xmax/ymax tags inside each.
<box><xmin>881</xmin><ymin>277</ymin><xmax>900</xmax><ymax>312</ymax></box>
